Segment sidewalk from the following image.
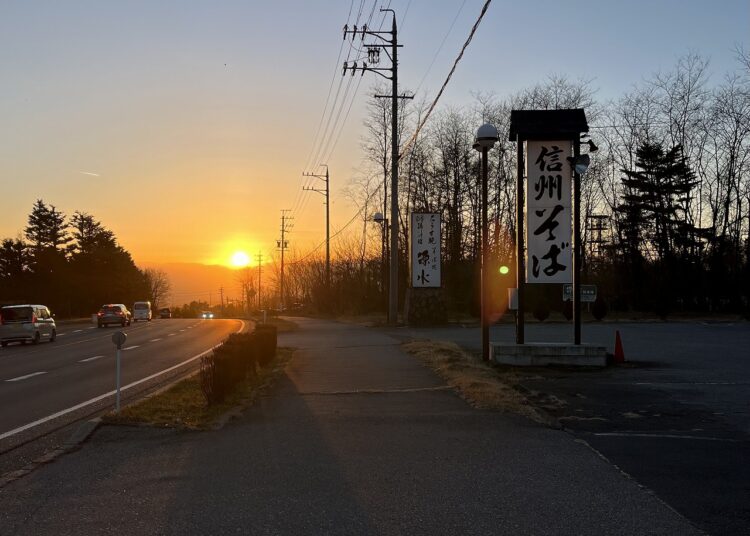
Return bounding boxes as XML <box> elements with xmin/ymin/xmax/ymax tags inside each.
<box><xmin>0</xmin><ymin>317</ymin><xmax>700</xmax><ymax>535</ymax></box>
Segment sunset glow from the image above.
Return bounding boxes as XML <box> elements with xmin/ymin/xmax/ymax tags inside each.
<box><xmin>230</xmin><ymin>251</ymin><xmax>250</xmax><ymax>268</ymax></box>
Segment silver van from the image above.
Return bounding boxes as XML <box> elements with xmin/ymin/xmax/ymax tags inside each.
<box><xmin>0</xmin><ymin>305</ymin><xmax>57</xmax><ymax>347</ymax></box>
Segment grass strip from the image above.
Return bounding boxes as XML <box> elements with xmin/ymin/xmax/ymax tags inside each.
<box><xmin>403</xmin><ymin>340</ymin><xmax>554</xmax><ymax>426</ymax></box>
<box><xmin>104</xmin><ymin>347</ymin><xmax>294</xmax><ymax>429</ymax></box>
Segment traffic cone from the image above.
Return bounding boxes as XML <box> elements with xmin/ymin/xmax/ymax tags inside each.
<box><xmin>614</xmin><ymin>330</ymin><xmax>625</xmax><ymax>363</ymax></box>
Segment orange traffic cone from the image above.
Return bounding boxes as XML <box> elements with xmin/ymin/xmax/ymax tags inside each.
<box><xmin>614</xmin><ymin>330</ymin><xmax>625</xmax><ymax>363</ymax></box>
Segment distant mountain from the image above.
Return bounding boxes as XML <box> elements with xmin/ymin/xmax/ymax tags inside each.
<box><xmin>139</xmin><ymin>262</ymin><xmax>254</xmax><ymax>306</ymax></box>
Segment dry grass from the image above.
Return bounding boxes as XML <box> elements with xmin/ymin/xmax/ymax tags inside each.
<box><xmin>105</xmin><ymin>347</ymin><xmax>294</xmax><ymax>429</ymax></box>
<box><xmin>403</xmin><ymin>340</ymin><xmax>554</xmax><ymax>426</ymax></box>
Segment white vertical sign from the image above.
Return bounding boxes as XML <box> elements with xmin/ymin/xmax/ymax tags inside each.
<box><xmin>410</xmin><ymin>212</ymin><xmax>441</xmax><ymax>288</ymax></box>
<box><xmin>526</xmin><ymin>140</ymin><xmax>573</xmax><ymax>283</ymax></box>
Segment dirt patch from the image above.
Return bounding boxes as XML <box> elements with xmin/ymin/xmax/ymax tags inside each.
<box><xmin>403</xmin><ymin>340</ymin><xmax>556</xmax><ymax>426</ymax></box>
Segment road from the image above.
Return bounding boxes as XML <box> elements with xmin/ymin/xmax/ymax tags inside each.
<box><xmin>0</xmin><ymin>318</ymin><xmax>244</xmax><ymax>455</ymax></box>
<box><xmin>394</xmin><ymin>320</ymin><xmax>750</xmax><ymax>534</ymax></box>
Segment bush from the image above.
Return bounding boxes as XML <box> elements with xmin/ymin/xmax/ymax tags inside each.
<box><xmin>562</xmin><ymin>300</ymin><xmax>573</xmax><ymax>320</ymax></box>
<box><xmin>592</xmin><ymin>296</ymin><xmax>608</xmax><ymax>320</ymax></box>
<box><xmin>254</xmin><ymin>324</ymin><xmax>278</xmax><ymax>367</ymax></box>
<box><xmin>533</xmin><ymin>301</ymin><xmax>550</xmax><ymax>322</ymax></box>
<box><xmin>199</xmin><ymin>331</ymin><xmax>264</xmax><ymax>405</ymax></box>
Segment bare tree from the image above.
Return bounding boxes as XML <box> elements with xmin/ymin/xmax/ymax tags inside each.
<box><xmin>143</xmin><ymin>268</ymin><xmax>171</xmax><ymax>309</ymax></box>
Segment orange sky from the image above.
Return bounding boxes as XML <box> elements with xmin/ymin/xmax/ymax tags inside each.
<box><xmin>2</xmin><ymin>2</ymin><xmax>746</xmax><ymax>273</ymax></box>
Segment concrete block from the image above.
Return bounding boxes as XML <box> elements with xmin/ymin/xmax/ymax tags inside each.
<box><xmin>491</xmin><ymin>342</ymin><xmax>606</xmax><ymax>367</ymax></box>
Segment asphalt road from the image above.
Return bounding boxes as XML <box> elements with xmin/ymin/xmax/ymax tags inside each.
<box><xmin>0</xmin><ymin>317</ymin><xmax>699</xmax><ymax>535</ymax></box>
<box><xmin>394</xmin><ymin>321</ymin><xmax>750</xmax><ymax>535</ymax></box>
<box><xmin>0</xmin><ymin>318</ymin><xmax>244</xmax><ymax>453</ymax></box>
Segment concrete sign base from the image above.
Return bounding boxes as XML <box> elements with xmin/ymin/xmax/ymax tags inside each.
<box><xmin>491</xmin><ymin>342</ymin><xmax>606</xmax><ymax>367</ymax></box>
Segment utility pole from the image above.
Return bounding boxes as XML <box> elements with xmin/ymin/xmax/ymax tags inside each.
<box><xmin>344</xmin><ymin>8</ymin><xmax>411</xmax><ymax>325</ymax></box>
<box><xmin>277</xmin><ymin>210</ymin><xmax>291</xmax><ymax>311</ymax></box>
<box><xmin>302</xmin><ymin>164</ymin><xmax>330</xmax><ymax>293</ymax></box>
<box><xmin>256</xmin><ymin>252</ymin><xmax>263</xmax><ymax>310</ymax></box>
<box><xmin>219</xmin><ymin>287</ymin><xmax>224</xmax><ymax>316</ymax></box>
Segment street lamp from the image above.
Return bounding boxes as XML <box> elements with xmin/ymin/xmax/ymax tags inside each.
<box><xmin>373</xmin><ymin>212</ymin><xmax>389</xmax><ymax>317</ymax></box>
<box><xmin>474</xmin><ymin>123</ymin><xmax>499</xmax><ymax>362</ymax></box>
<box><xmin>567</xmin><ymin>136</ymin><xmax>598</xmax><ymax>345</ymax></box>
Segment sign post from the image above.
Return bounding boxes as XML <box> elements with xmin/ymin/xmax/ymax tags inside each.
<box><xmin>112</xmin><ymin>331</ymin><xmax>127</xmax><ymax>413</ymax></box>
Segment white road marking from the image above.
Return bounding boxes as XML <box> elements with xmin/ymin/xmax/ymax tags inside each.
<box><xmin>6</xmin><ymin>371</ymin><xmax>48</xmax><ymax>382</ymax></box>
<box><xmin>0</xmin><ymin>320</ymin><xmax>246</xmax><ymax>441</ymax></box>
<box><xmin>123</xmin><ymin>345</ymin><xmax>140</xmax><ymax>351</ymax></box>
<box><xmin>79</xmin><ymin>355</ymin><xmax>105</xmax><ymax>363</ymax></box>
<box><xmin>57</xmin><ymin>333</ymin><xmax>66</xmax><ymax>337</ymax></box>
<box><xmin>187</xmin><ymin>326</ymin><xmax>193</xmax><ymax>329</ymax></box>
<box><xmin>72</xmin><ymin>329</ymin><xmax>82</xmax><ymax>333</ymax></box>
<box><xmin>592</xmin><ymin>432</ymin><xmax>744</xmax><ymax>442</ymax></box>
<box><xmin>149</xmin><ymin>338</ymin><xmax>162</xmax><ymax>342</ymax></box>
<box><xmin>86</xmin><ymin>327</ymin><xmax>96</xmax><ymax>330</ymax></box>
<box><xmin>179</xmin><ymin>329</ymin><xmax>185</xmax><ymax>332</ymax></box>
<box><xmin>167</xmin><ymin>333</ymin><xmax>176</xmax><ymax>337</ymax></box>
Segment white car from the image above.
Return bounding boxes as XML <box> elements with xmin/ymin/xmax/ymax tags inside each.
<box><xmin>0</xmin><ymin>305</ymin><xmax>57</xmax><ymax>347</ymax></box>
<box><xmin>133</xmin><ymin>301</ymin><xmax>152</xmax><ymax>322</ymax></box>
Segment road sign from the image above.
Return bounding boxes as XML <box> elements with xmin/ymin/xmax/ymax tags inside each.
<box><xmin>111</xmin><ymin>331</ymin><xmax>127</xmax><ymax>349</ymax></box>
<box><xmin>562</xmin><ymin>284</ymin><xmax>597</xmax><ymax>302</ymax></box>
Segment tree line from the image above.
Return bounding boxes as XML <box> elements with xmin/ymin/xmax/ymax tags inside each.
<box><xmin>278</xmin><ymin>51</ymin><xmax>750</xmax><ymax>318</ymax></box>
<box><xmin>0</xmin><ymin>200</ymin><xmax>170</xmax><ymax>317</ymax></box>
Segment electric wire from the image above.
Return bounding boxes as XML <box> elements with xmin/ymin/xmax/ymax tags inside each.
<box><xmin>400</xmin><ymin>0</ymin><xmax>493</xmax><ymax>161</ymax></box>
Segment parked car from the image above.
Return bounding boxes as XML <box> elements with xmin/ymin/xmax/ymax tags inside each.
<box><xmin>200</xmin><ymin>311</ymin><xmax>215</xmax><ymax>319</ymax></box>
<box><xmin>133</xmin><ymin>301</ymin><xmax>152</xmax><ymax>322</ymax></box>
<box><xmin>159</xmin><ymin>307</ymin><xmax>172</xmax><ymax>319</ymax></box>
<box><xmin>97</xmin><ymin>304</ymin><xmax>132</xmax><ymax>327</ymax></box>
<box><xmin>0</xmin><ymin>304</ymin><xmax>57</xmax><ymax>347</ymax></box>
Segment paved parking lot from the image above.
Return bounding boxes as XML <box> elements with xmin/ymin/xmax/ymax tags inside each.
<box><xmin>393</xmin><ymin>321</ymin><xmax>750</xmax><ymax>535</ymax></box>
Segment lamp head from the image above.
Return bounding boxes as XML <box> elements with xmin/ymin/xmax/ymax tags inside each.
<box><xmin>567</xmin><ymin>153</ymin><xmax>591</xmax><ymax>175</ymax></box>
<box><xmin>585</xmin><ymin>139</ymin><xmax>598</xmax><ymax>153</ymax></box>
<box><xmin>474</xmin><ymin>123</ymin><xmax>499</xmax><ymax>150</ymax></box>
<box><xmin>373</xmin><ymin>212</ymin><xmax>385</xmax><ymax>224</ymax></box>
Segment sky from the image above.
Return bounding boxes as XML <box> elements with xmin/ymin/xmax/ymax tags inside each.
<box><xmin>1</xmin><ymin>0</ymin><xmax>748</xmax><ymax>272</ymax></box>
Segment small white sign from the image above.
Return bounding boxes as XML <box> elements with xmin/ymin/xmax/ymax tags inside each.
<box><xmin>410</xmin><ymin>212</ymin><xmax>441</xmax><ymax>288</ymax></box>
<box><xmin>526</xmin><ymin>140</ymin><xmax>573</xmax><ymax>284</ymax></box>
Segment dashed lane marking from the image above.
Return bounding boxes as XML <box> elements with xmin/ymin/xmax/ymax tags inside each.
<box><xmin>79</xmin><ymin>355</ymin><xmax>105</xmax><ymax>363</ymax></box>
<box><xmin>72</xmin><ymin>329</ymin><xmax>82</xmax><ymax>333</ymax></box>
<box><xmin>6</xmin><ymin>371</ymin><xmax>48</xmax><ymax>382</ymax></box>
<box><xmin>167</xmin><ymin>333</ymin><xmax>176</xmax><ymax>337</ymax></box>
<box><xmin>149</xmin><ymin>338</ymin><xmax>162</xmax><ymax>342</ymax></box>
<box><xmin>0</xmin><ymin>320</ymin><xmax>246</xmax><ymax>441</ymax></box>
<box><xmin>123</xmin><ymin>345</ymin><xmax>140</xmax><ymax>351</ymax></box>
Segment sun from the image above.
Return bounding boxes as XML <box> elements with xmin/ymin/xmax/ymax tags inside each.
<box><xmin>230</xmin><ymin>251</ymin><xmax>250</xmax><ymax>268</ymax></box>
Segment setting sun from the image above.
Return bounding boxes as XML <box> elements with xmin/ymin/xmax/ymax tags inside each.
<box><xmin>230</xmin><ymin>251</ymin><xmax>250</xmax><ymax>268</ymax></box>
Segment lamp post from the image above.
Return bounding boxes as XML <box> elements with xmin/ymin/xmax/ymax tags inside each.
<box><xmin>373</xmin><ymin>212</ymin><xmax>389</xmax><ymax>318</ymax></box>
<box><xmin>474</xmin><ymin>123</ymin><xmax>499</xmax><ymax>362</ymax></box>
<box><xmin>567</xmin><ymin>136</ymin><xmax>597</xmax><ymax>345</ymax></box>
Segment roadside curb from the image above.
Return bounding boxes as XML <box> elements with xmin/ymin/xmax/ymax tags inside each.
<box><xmin>0</xmin><ymin>418</ymin><xmax>102</xmax><ymax>489</ymax></box>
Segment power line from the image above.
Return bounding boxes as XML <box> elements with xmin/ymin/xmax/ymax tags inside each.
<box><xmin>400</xmin><ymin>0</ymin><xmax>493</xmax><ymax>161</ymax></box>
<box><xmin>413</xmin><ymin>0</ymin><xmax>467</xmax><ymax>96</ymax></box>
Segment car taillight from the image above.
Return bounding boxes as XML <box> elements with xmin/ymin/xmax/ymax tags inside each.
<box><xmin>31</xmin><ymin>313</ymin><xmax>37</xmax><ymax>323</ymax></box>
<box><xmin>97</xmin><ymin>312</ymin><xmax>104</xmax><ymax>316</ymax></box>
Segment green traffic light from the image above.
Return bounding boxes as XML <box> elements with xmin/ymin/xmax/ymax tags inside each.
<box><xmin>499</xmin><ymin>265</ymin><xmax>510</xmax><ymax>275</ymax></box>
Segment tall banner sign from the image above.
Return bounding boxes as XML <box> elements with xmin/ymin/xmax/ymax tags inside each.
<box><xmin>526</xmin><ymin>140</ymin><xmax>573</xmax><ymax>283</ymax></box>
<box><xmin>410</xmin><ymin>212</ymin><xmax>441</xmax><ymax>288</ymax></box>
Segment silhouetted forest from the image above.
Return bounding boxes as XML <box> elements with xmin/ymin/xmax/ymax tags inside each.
<box><xmin>278</xmin><ymin>53</ymin><xmax>750</xmax><ymax>318</ymax></box>
<box><xmin>0</xmin><ymin>200</ymin><xmax>168</xmax><ymax>317</ymax></box>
